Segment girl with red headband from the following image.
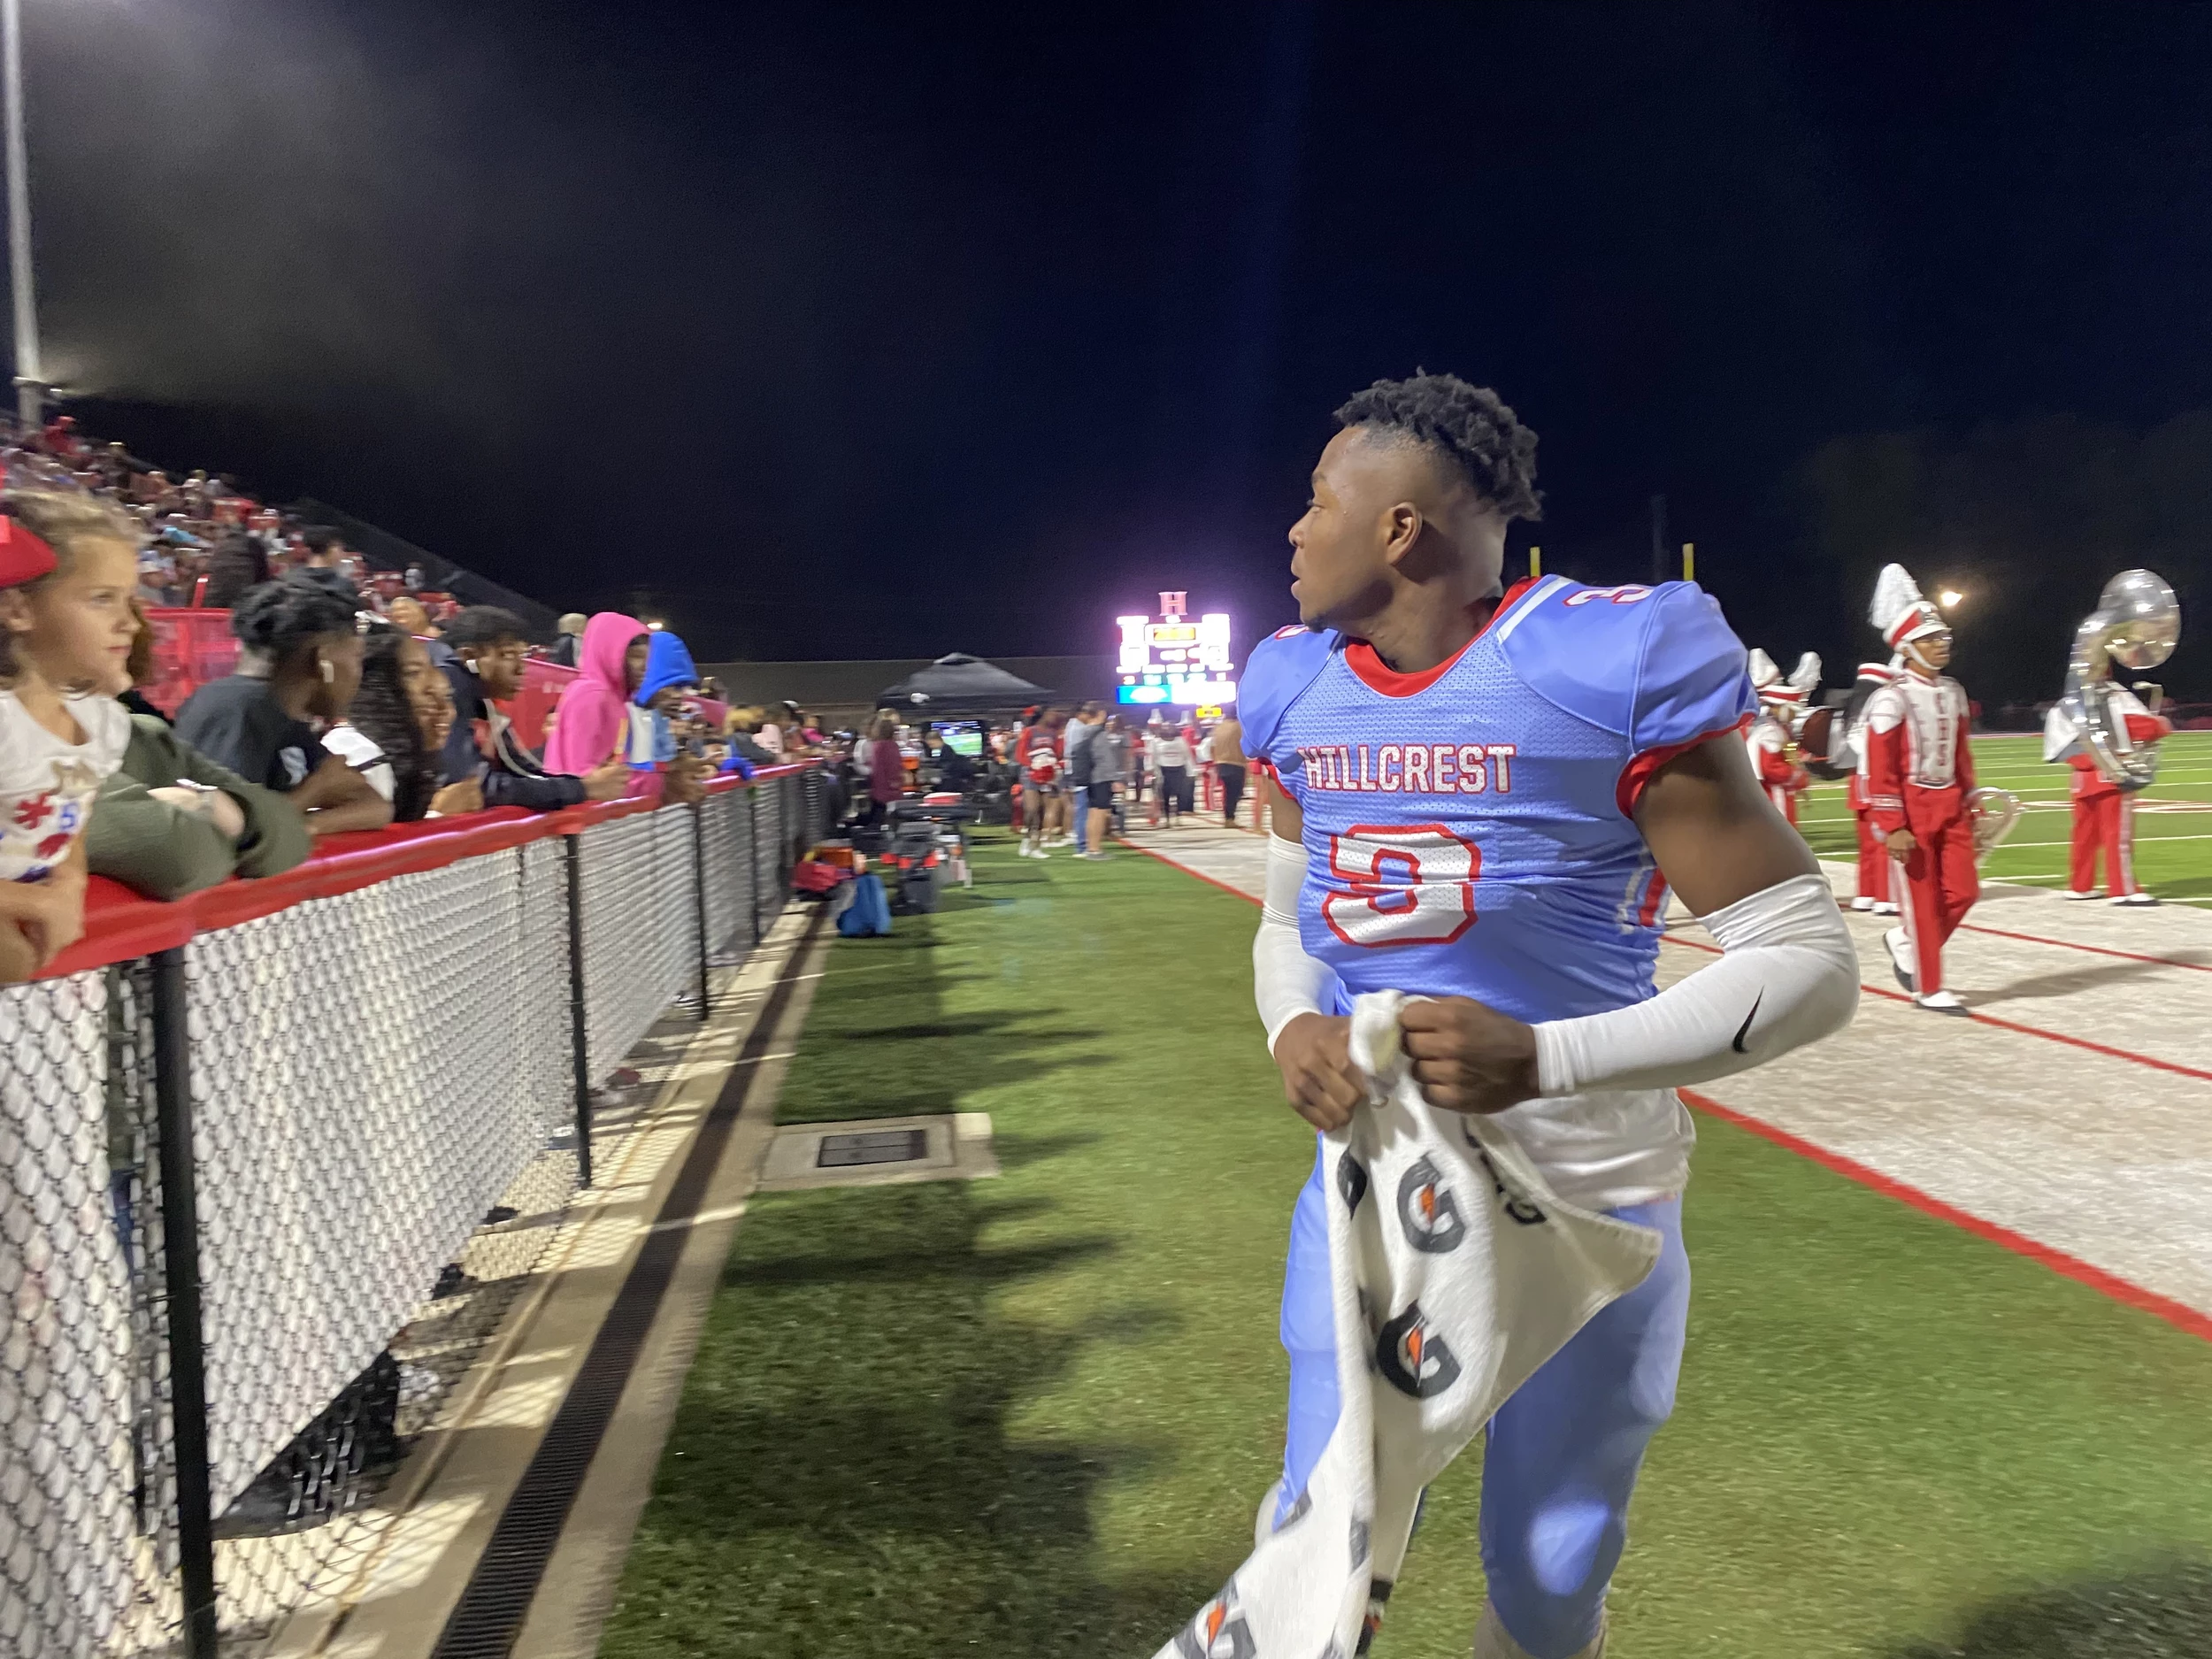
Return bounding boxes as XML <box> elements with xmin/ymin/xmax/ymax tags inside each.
<box><xmin>0</xmin><ymin>491</ymin><xmax>141</xmax><ymax>981</ymax></box>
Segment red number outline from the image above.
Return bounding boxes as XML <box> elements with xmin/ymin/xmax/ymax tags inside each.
<box><xmin>1321</xmin><ymin>822</ymin><xmax>1482</xmax><ymax>949</ymax></box>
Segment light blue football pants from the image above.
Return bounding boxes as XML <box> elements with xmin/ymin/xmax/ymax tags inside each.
<box><xmin>1277</xmin><ymin>1141</ymin><xmax>1690</xmax><ymax>1659</ymax></box>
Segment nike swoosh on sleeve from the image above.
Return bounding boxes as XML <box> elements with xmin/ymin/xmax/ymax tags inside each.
<box><xmin>1732</xmin><ymin>992</ymin><xmax>1763</xmax><ymax>1055</ymax></box>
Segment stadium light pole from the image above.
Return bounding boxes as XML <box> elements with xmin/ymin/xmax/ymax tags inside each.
<box><xmin>2</xmin><ymin>0</ymin><xmax>42</xmax><ymax>431</ymax></box>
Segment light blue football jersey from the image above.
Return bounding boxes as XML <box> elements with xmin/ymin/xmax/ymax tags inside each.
<box><xmin>1241</xmin><ymin>575</ymin><xmax>1755</xmax><ymax>1027</ymax></box>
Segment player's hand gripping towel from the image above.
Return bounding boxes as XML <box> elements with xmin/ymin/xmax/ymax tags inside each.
<box><xmin>1150</xmin><ymin>991</ymin><xmax>1661</xmax><ymax>1659</ymax></box>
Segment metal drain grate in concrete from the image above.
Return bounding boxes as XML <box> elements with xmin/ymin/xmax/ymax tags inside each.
<box><xmin>818</xmin><ymin>1129</ymin><xmax>928</xmax><ymax>1168</ymax></box>
<box><xmin>758</xmin><ymin>1113</ymin><xmax>998</xmax><ymax>1191</ymax></box>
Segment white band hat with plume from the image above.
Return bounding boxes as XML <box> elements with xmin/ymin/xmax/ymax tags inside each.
<box><xmin>1870</xmin><ymin>563</ymin><xmax>1946</xmax><ymax>651</ymax></box>
<box><xmin>1749</xmin><ymin>648</ymin><xmax>1822</xmax><ymax>707</ymax></box>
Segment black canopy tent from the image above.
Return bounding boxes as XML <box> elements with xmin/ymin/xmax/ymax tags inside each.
<box><xmin>878</xmin><ymin>653</ymin><xmax>1056</xmax><ymax>717</ymax></box>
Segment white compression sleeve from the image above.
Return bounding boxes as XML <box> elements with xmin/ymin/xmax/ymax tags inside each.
<box><xmin>1254</xmin><ymin>833</ymin><xmax>1333</xmax><ymax>1054</ymax></box>
<box><xmin>1532</xmin><ymin>872</ymin><xmax>1858</xmax><ymax>1096</ymax></box>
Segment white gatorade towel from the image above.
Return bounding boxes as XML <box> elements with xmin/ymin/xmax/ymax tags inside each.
<box><xmin>1150</xmin><ymin>991</ymin><xmax>1662</xmax><ymax>1659</ymax></box>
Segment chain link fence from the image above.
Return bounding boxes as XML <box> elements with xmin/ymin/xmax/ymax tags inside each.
<box><xmin>0</xmin><ymin>765</ymin><xmax>832</xmax><ymax>1656</ymax></box>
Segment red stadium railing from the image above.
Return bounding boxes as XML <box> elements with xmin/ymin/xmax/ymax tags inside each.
<box><xmin>142</xmin><ymin>608</ymin><xmax>242</xmax><ymax>717</ymax></box>
<box><xmin>0</xmin><ymin>763</ymin><xmax>831</xmax><ymax>1657</ymax></box>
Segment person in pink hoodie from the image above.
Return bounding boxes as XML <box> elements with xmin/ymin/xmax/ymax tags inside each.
<box><xmin>542</xmin><ymin>611</ymin><xmax>649</xmax><ymax>779</ymax></box>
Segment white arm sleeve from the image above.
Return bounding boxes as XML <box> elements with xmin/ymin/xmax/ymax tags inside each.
<box><xmin>1532</xmin><ymin>872</ymin><xmax>1858</xmax><ymax>1095</ymax></box>
<box><xmin>1254</xmin><ymin>833</ymin><xmax>1334</xmax><ymax>1054</ymax></box>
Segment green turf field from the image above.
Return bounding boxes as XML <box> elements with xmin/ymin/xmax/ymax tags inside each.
<box><xmin>601</xmin><ymin>833</ymin><xmax>2212</xmax><ymax>1658</ymax></box>
<box><xmin>1799</xmin><ymin>729</ymin><xmax>2212</xmax><ymax>903</ymax></box>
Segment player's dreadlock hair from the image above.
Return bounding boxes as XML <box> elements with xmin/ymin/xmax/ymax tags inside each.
<box><xmin>1333</xmin><ymin>371</ymin><xmax>1542</xmax><ymax>522</ymax></box>
<box><xmin>348</xmin><ymin>624</ymin><xmax>440</xmax><ymax>821</ymax></box>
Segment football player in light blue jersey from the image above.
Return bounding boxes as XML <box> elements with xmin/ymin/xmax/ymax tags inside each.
<box><xmin>1243</xmin><ymin>373</ymin><xmax>1859</xmax><ymax>1658</ymax></box>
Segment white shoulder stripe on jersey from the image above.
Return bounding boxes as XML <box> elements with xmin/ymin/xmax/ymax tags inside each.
<box><xmin>1490</xmin><ymin>573</ymin><xmax>1569</xmax><ymax>645</ymax></box>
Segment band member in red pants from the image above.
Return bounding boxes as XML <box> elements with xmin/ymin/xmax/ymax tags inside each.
<box><xmin>2062</xmin><ymin>684</ymin><xmax>2170</xmax><ymax>904</ymax></box>
<box><xmin>1845</xmin><ymin>661</ymin><xmax>1899</xmax><ymax>913</ymax></box>
<box><xmin>1863</xmin><ymin>565</ymin><xmax>1978</xmax><ymax>1015</ymax></box>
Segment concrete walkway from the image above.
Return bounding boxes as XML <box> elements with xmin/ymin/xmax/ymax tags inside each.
<box><xmin>1114</xmin><ymin>822</ymin><xmax>2212</xmax><ymax>1327</ymax></box>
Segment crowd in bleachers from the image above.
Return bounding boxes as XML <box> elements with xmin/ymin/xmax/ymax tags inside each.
<box><xmin>4</xmin><ymin>412</ymin><xmax>455</xmax><ymax>621</ymax></box>
<box><xmin>0</xmin><ymin>409</ymin><xmax>1263</xmax><ymax>985</ymax></box>
<box><xmin>0</xmin><ymin>412</ymin><xmax>858</xmax><ymax>985</ymax></box>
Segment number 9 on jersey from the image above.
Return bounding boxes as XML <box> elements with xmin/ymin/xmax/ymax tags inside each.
<box><xmin>1321</xmin><ymin>823</ymin><xmax>1483</xmax><ymax>948</ymax></box>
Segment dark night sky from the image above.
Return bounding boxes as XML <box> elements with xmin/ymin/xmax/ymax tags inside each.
<box><xmin>19</xmin><ymin>1</ymin><xmax>2212</xmax><ymax>698</ymax></box>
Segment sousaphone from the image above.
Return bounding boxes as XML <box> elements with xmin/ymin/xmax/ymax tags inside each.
<box><xmin>2042</xmin><ymin>569</ymin><xmax>2182</xmax><ymax>792</ymax></box>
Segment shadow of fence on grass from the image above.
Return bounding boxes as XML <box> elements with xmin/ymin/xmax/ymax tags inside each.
<box><xmin>603</xmin><ymin>895</ymin><xmax>1211</xmax><ymax>1657</ymax></box>
<box><xmin>1887</xmin><ymin>1559</ymin><xmax>2212</xmax><ymax>1657</ymax></box>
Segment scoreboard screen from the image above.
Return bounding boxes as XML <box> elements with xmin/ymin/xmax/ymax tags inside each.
<box><xmin>1117</xmin><ymin>592</ymin><xmax>1235</xmax><ymax>707</ymax></box>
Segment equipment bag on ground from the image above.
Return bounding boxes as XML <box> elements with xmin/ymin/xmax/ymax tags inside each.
<box><xmin>838</xmin><ymin>871</ymin><xmax>894</xmax><ymax>936</ymax></box>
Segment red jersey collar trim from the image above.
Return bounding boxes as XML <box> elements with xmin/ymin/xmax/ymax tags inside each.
<box><xmin>1343</xmin><ymin>576</ymin><xmax>1540</xmax><ymax>698</ymax></box>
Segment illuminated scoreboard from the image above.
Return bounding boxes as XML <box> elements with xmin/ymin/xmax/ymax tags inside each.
<box><xmin>1117</xmin><ymin>592</ymin><xmax>1236</xmax><ymax>707</ymax></box>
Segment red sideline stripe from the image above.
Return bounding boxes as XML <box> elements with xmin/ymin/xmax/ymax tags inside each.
<box><xmin>1661</xmin><ymin>933</ymin><xmax>2212</xmax><ymax>1084</ymax></box>
<box><xmin>1127</xmin><ymin>837</ymin><xmax>2212</xmax><ymax>1344</ymax></box>
<box><xmin>1681</xmin><ymin>1088</ymin><xmax>2212</xmax><ymax>1346</ymax></box>
<box><xmin>1958</xmin><ymin>919</ymin><xmax>2212</xmax><ymax>973</ymax></box>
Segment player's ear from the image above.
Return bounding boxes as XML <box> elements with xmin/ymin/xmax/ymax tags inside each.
<box><xmin>1379</xmin><ymin>501</ymin><xmax>1425</xmax><ymax>566</ymax></box>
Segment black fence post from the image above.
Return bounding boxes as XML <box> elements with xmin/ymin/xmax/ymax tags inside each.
<box><xmin>150</xmin><ymin>947</ymin><xmax>220</xmax><ymax>1659</ymax></box>
<box><xmin>690</xmin><ymin>802</ymin><xmax>710</xmax><ymax>1019</ymax></box>
<box><xmin>564</xmin><ymin>833</ymin><xmax>595</xmax><ymax>1188</ymax></box>
<box><xmin>747</xmin><ymin>787</ymin><xmax>761</xmax><ymax>949</ymax></box>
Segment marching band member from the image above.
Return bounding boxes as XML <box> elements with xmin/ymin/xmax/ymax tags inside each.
<box><xmin>1863</xmin><ymin>565</ymin><xmax>1977</xmax><ymax>1014</ymax></box>
<box><xmin>2062</xmin><ymin>681</ymin><xmax>2170</xmax><ymax>904</ymax></box>
<box><xmin>1845</xmin><ymin>660</ymin><xmax>1900</xmax><ymax>914</ymax></box>
<box><xmin>1744</xmin><ymin>649</ymin><xmax>1812</xmax><ymax>826</ymax></box>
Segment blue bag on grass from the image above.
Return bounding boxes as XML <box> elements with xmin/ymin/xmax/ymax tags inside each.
<box><xmin>839</xmin><ymin>872</ymin><xmax>894</xmax><ymax>937</ymax></box>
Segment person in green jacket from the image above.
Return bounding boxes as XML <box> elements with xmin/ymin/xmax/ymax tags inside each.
<box><xmin>87</xmin><ymin>718</ymin><xmax>312</xmax><ymax>901</ymax></box>
<box><xmin>87</xmin><ymin>604</ymin><xmax>313</xmax><ymax>900</ymax></box>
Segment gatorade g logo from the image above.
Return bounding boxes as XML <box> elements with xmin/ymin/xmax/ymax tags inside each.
<box><xmin>1395</xmin><ymin>1156</ymin><xmax>1466</xmax><ymax>1253</ymax></box>
<box><xmin>1174</xmin><ymin>1578</ymin><xmax>1256</xmax><ymax>1659</ymax></box>
<box><xmin>1462</xmin><ymin>1125</ymin><xmax>1547</xmax><ymax>1225</ymax></box>
<box><xmin>1375</xmin><ymin>1301</ymin><xmax>1462</xmax><ymax>1398</ymax></box>
<box><xmin>1337</xmin><ymin>1153</ymin><xmax>1370</xmax><ymax>1216</ymax></box>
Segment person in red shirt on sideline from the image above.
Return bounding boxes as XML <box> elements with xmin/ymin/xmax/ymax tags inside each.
<box><xmin>1863</xmin><ymin>564</ymin><xmax>1977</xmax><ymax>1015</ymax></box>
<box><xmin>2061</xmin><ymin>683</ymin><xmax>2171</xmax><ymax>904</ymax></box>
<box><xmin>1018</xmin><ymin>711</ymin><xmax>1065</xmax><ymax>858</ymax></box>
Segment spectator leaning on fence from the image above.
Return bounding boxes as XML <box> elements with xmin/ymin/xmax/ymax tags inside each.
<box><xmin>175</xmin><ymin>578</ymin><xmax>393</xmax><ymax>836</ymax></box>
<box><xmin>754</xmin><ymin>703</ymin><xmax>787</xmax><ymax>758</ymax></box>
<box><xmin>0</xmin><ymin>491</ymin><xmax>142</xmax><ymax>979</ymax></box>
<box><xmin>439</xmin><ymin>604</ymin><xmax>626</xmax><ymax>807</ymax></box>
<box><xmin>340</xmin><ymin>624</ymin><xmax>484</xmax><ymax>821</ymax></box>
<box><xmin>542</xmin><ymin>610</ymin><xmax>648</xmax><ymax>777</ymax></box>
<box><xmin>631</xmin><ymin>628</ymin><xmax>709</xmax><ymax>804</ymax></box>
<box><xmin>83</xmin><ymin>597</ymin><xmax>311</xmax><ymax>898</ymax></box>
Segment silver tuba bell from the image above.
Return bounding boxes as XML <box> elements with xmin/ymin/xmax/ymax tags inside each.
<box><xmin>1967</xmin><ymin>787</ymin><xmax>2022</xmax><ymax>856</ymax></box>
<box><xmin>2042</xmin><ymin>568</ymin><xmax>2181</xmax><ymax>792</ymax></box>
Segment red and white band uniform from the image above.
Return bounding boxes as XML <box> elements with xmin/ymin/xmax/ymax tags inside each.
<box><xmin>1845</xmin><ymin>773</ymin><xmax>1886</xmax><ymax>904</ymax></box>
<box><xmin>1863</xmin><ymin>670</ymin><xmax>1977</xmax><ymax>995</ymax></box>
<box><xmin>1847</xmin><ymin>664</ymin><xmax>1898</xmax><ymax>906</ymax></box>
<box><xmin>2068</xmin><ymin>689</ymin><xmax>2171</xmax><ymax>897</ymax></box>
<box><xmin>1746</xmin><ymin>712</ymin><xmax>1809</xmax><ymax>825</ymax></box>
